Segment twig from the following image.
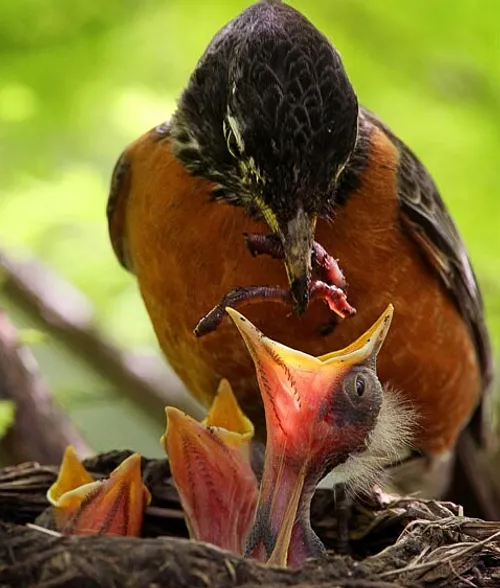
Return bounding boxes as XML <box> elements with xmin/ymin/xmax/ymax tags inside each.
<box><xmin>378</xmin><ymin>529</ymin><xmax>500</xmax><ymax>579</ymax></box>
<box><xmin>448</xmin><ymin>560</ymin><xmax>478</xmax><ymax>588</ymax></box>
<box><xmin>26</xmin><ymin>523</ymin><xmax>62</xmax><ymax>538</ymax></box>
<box><xmin>0</xmin><ymin>248</ymin><xmax>203</xmax><ymax>423</ymax></box>
<box><xmin>0</xmin><ymin>309</ymin><xmax>92</xmax><ymax>464</ymax></box>
<box><xmin>145</xmin><ymin>506</ymin><xmax>185</xmax><ymax>520</ymax></box>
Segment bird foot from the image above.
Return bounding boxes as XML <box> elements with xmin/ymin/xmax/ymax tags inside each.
<box><xmin>194</xmin><ymin>234</ymin><xmax>355</xmax><ymax>337</ymax></box>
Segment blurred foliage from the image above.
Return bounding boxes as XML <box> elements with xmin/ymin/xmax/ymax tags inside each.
<box><xmin>0</xmin><ymin>0</ymin><xmax>499</xmax><ymax>451</ymax></box>
<box><xmin>0</xmin><ymin>401</ymin><xmax>15</xmax><ymax>439</ymax></box>
<box><xmin>1</xmin><ymin>298</ymin><xmax>166</xmax><ymax>457</ymax></box>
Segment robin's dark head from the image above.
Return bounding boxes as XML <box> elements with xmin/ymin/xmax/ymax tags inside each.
<box><xmin>171</xmin><ymin>1</ymin><xmax>358</xmax><ymax>312</ymax></box>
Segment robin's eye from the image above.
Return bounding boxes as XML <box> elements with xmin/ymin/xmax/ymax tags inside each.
<box><xmin>355</xmin><ymin>375</ymin><xmax>365</xmax><ymax>396</ymax></box>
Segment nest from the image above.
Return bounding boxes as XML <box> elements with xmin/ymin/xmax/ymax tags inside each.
<box><xmin>1</xmin><ymin>450</ymin><xmax>499</xmax><ymax>588</ymax></box>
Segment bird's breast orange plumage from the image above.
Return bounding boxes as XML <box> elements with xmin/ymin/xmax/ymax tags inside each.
<box><xmin>112</xmin><ymin>118</ymin><xmax>481</xmax><ymax>456</ymax></box>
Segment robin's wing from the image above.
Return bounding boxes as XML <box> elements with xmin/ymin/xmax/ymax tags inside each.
<box><xmin>107</xmin><ymin>122</ymin><xmax>172</xmax><ymax>272</ymax></box>
<box><xmin>107</xmin><ymin>151</ymin><xmax>132</xmax><ymax>271</ymax></box>
<box><xmin>361</xmin><ymin>112</ymin><xmax>499</xmax><ymax>518</ymax></box>
<box><xmin>361</xmin><ymin>107</ymin><xmax>493</xmax><ymax>400</ymax></box>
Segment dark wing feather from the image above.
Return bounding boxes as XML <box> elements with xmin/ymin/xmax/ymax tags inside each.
<box><xmin>107</xmin><ymin>123</ymin><xmax>171</xmax><ymax>273</ymax></box>
<box><xmin>107</xmin><ymin>151</ymin><xmax>132</xmax><ymax>271</ymax></box>
<box><xmin>361</xmin><ymin>107</ymin><xmax>493</xmax><ymax>441</ymax></box>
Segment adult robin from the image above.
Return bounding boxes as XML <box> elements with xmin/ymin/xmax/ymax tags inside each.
<box><xmin>107</xmin><ymin>1</ymin><xmax>493</xmax><ymax>499</ymax></box>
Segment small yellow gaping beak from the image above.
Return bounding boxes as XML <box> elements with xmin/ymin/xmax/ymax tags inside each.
<box><xmin>48</xmin><ymin>451</ymin><xmax>151</xmax><ymax>537</ymax></box>
<box><xmin>227</xmin><ymin>304</ymin><xmax>393</xmax><ymax>376</ymax></box>
<box><xmin>47</xmin><ymin>446</ymin><xmax>94</xmax><ymax>506</ymax></box>
<box><xmin>202</xmin><ymin>378</ymin><xmax>254</xmax><ymax>451</ymax></box>
<box><xmin>162</xmin><ymin>382</ymin><xmax>258</xmax><ymax>554</ymax></box>
<box><xmin>319</xmin><ymin>304</ymin><xmax>394</xmax><ymax>366</ymax></box>
<box><xmin>226</xmin><ymin>305</ymin><xmax>393</xmax><ymax>455</ymax></box>
<box><xmin>226</xmin><ymin>305</ymin><xmax>393</xmax><ymax>567</ymax></box>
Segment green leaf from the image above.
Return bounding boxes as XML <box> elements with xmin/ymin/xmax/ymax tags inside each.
<box><xmin>18</xmin><ymin>328</ymin><xmax>49</xmax><ymax>346</ymax></box>
<box><xmin>0</xmin><ymin>400</ymin><xmax>16</xmax><ymax>439</ymax></box>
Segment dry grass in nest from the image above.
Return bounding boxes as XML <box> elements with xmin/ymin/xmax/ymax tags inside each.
<box><xmin>1</xmin><ymin>450</ymin><xmax>499</xmax><ymax>587</ymax></box>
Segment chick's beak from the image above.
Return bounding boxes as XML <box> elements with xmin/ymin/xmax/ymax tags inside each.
<box><xmin>162</xmin><ymin>380</ymin><xmax>258</xmax><ymax>554</ymax></box>
<box><xmin>47</xmin><ymin>445</ymin><xmax>94</xmax><ymax>506</ymax></box>
<box><xmin>202</xmin><ymin>378</ymin><xmax>254</xmax><ymax>455</ymax></box>
<box><xmin>50</xmin><ymin>453</ymin><xmax>150</xmax><ymax>537</ymax></box>
<box><xmin>226</xmin><ymin>305</ymin><xmax>393</xmax><ymax>567</ymax></box>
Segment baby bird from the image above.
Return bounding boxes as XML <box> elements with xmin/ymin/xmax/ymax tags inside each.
<box><xmin>227</xmin><ymin>305</ymin><xmax>414</xmax><ymax>567</ymax></box>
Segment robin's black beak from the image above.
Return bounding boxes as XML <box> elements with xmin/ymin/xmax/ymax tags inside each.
<box><xmin>278</xmin><ymin>209</ymin><xmax>316</xmax><ymax>315</ymax></box>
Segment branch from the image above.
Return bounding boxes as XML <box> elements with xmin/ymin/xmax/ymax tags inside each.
<box><xmin>0</xmin><ymin>248</ymin><xmax>203</xmax><ymax>422</ymax></box>
<box><xmin>0</xmin><ymin>525</ymin><xmax>405</xmax><ymax>588</ymax></box>
<box><xmin>0</xmin><ymin>309</ymin><xmax>91</xmax><ymax>464</ymax></box>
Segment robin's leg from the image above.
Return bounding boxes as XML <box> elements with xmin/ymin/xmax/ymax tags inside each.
<box><xmin>194</xmin><ymin>281</ymin><xmax>355</xmax><ymax>337</ymax></box>
<box><xmin>245</xmin><ymin>233</ymin><xmax>347</xmax><ymax>287</ymax></box>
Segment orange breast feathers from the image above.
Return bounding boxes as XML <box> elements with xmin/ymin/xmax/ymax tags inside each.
<box><xmin>110</xmin><ymin>125</ymin><xmax>481</xmax><ymax>456</ymax></box>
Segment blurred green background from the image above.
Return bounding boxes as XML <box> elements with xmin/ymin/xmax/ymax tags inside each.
<box><xmin>0</xmin><ymin>0</ymin><xmax>499</xmax><ymax>459</ymax></box>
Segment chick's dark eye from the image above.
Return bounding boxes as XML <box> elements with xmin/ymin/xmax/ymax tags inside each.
<box><xmin>355</xmin><ymin>374</ymin><xmax>365</xmax><ymax>397</ymax></box>
<box><xmin>340</xmin><ymin>368</ymin><xmax>383</xmax><ymax>415</ymax></box>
